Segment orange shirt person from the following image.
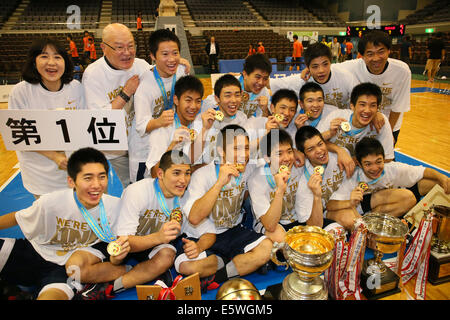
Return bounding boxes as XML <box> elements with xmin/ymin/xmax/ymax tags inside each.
<box><xmin>88</xmin><ymin>38</ymin><xmax>97</xmax><ymax>61</ymax></box>
<box><xmin>345</xmin><ymin>40</ymin><xmax>353</xmax><ymax>60</ymax></box>
<box><xmin>290</xmin><ymin>35</ymin><xmax>303</xmax><ymax>71</ymax></box>
<box><xmin>137</xmin><ymin>12</ymin><xmax>143</xmax><ymax>31</ymax></box>
<box><xmin>257</xmin><ymin>41</ymin><xmax>265</xmax><ymax>54</ymax></box>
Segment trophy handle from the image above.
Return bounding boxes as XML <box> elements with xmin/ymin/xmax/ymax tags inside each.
<box><xmin>271</xmin><ymin>242</ymin><xmax>289</xmax><ymax>270</ymax></box>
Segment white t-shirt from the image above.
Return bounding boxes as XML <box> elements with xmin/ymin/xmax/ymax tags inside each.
<box><xmin>82</xmin><ymin>57</ymin><xmax>151</xmax><ymax>160</ymax></box>
<box><xmin>295</xmin><ymin>153</ymin><xmax>346</xmax><ymax>222</ymax></box>
<box><xmin>15</xmin><ymin>189</ymin><xmax>120</xmax><ymax>266</ymax></box>
<box><xmin>338</xmin><ymin>58</ymin><xmax>411</xmax><ymax>132</ymax></box>
<box><xmin>270</xmin><ymin>64</ymin><xmax>357</xmax><ymax>109</ymax></box>
<box><xmin>316</xmin><ymin>109</ymin><xmax>394</xmax><ymax>160</ymax></box>
<box><xmin>145</xmin><ymin>120</ymin><xmax>193</xmax><ymax>174</ymax></box>
<box><xmin>183</xmin><ymin>161</ymin><xmax>256</xmax><ymax>234</ymax></box>
<box><xmin>241</xmin><ymin>87</ymin><xmax>271</xmax><ymax>118</ymax></box>
<box><xmin>248</xmin><ymin>164</ymin><xmax>302</xmax><ymax>227</ymax></box>
<box><xmin>329</xmin><ymin>162</ymin><xmax>425</xmax><ymax>214</ymax></box>
<box><xmin>8</xmin><ymin>80</ymin><xmax>85</xmax><ymax>195</ymax></box>
<box><xmin>114</xmin><ymin>177</ymin><xmax>202</xmax><ymax>239</ymax></box>
<box><xmin>299</xmin><ymin>103</ymin><xmax>338</xmax><ymax>129</ymax></box>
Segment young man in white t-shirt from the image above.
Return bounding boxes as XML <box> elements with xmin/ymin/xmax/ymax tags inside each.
<box><xmin>184</xmin><ymin>125</ymin><xmax>272</xmax><ymax>284</ymax></box>
<box><xmin>113</xmin><ymin>150</ymin><xmax>219</xmax><ymax>293</ymax></box>
<box><xmin>327</xmin><ymin>138</ymin><xmax>450</xmax><ymax>230</ymax></box>
<box><xmin>0</xmin><ymin>148</ymin><xmax>127</xmax><ymax>300</ymax></box>
<box><xmin>271</xmin><ymin>42</ymin><xmax>357</xmax><ymax>110</ymax></box>
<box><xmin>317</xmin><ymin>82</ymin><xmax>395</xmax><ymax>161</ymax></box>
<box><xmin>133</xmin><ymin>29</ymin><xmax>188</xmax><ymax>182</ymax></box>
<box><xmin>145</xmin><ymin>75</ymin><xmax>214</xmax><ymax>178</ymax></box>
<box><xmin>294</xmin><ymin>126</ymin><xmax>347</xmax><ymax>228</ymax></box>
<box><xmin>248</xmin><ymin>129</ymin><xmax>302</xmax><ymax>243</ymax></box>
<box><xmin>238</xmin><ymin>53</ymin><xmax>271</xmax><ymax>118</ymax></box>
<box><xmin>338</xmin><ymin>30</ymin><xmax>411</xmax><ymax>144</ymax></box>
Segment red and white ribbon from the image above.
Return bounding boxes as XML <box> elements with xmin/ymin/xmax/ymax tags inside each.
<box><xmin>156</xmin><ymin>275</ymin><xmax>183</xmax><ymax>300</ymax></box>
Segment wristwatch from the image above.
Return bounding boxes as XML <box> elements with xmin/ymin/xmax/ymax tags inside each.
<box><xmin>118</xmin><ymin>90</ymin><xmax>130</xmax><ymax>103</ymax></box>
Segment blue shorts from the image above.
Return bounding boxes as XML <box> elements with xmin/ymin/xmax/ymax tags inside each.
<box><xmin>209</xmin><ymin>225</ymin><xmax>266</xmax><ymax>263</ymax></box>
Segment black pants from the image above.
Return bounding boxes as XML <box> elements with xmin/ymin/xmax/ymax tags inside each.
<box><xmin>208</xmin><ymin>54</ymin><xmax>218</xmax><ymax>73</ymax></box>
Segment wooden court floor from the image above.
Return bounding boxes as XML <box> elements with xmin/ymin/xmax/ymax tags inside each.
<box><xmin>0</xmin><ymin>76</ymin><xmax>449</xmax><ymax>300</ymax></box>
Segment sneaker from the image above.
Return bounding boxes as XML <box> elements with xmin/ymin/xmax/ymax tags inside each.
<box><xmin>200</xmin><ymin>275</ymin><xmax>219</xmax><ymax>293</ymax></box>
<box><xmin>73</xmin><ymin>283</ymin><xmax>115</xmax><ymax>300</ymax></box>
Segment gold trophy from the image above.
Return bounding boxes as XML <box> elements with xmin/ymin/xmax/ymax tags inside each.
<box><xmin>360</xmin><ymin>212</ymin><xmax>408</xmax><ymax>299</ymax></box>
<box><xmin>428</xmin><ymin>204</ymin><xmax>450</xmax><ymax>284</ymax></box>
<box><xmin>269</xmin><ymin>226</ymin><xmax>335</xmax><ymax>300</ymax></box>
<box><xmin>216</xmin><ymin>278</ymin><xmax>262</xmax><ymax>300</ymax></box>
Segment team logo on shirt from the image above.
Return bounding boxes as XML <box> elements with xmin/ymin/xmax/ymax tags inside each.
<box><xmin>211</xmin><ymin>183</ymin><xmax>245</xmax><ymax>229</ymax></box>
<box><xmin>50</xmin><ymin>216</ymin><xmax>99</xmax><ymax>254</ymax></box>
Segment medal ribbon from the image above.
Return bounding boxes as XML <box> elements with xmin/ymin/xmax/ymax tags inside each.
<box><xmin>73</xmin><ymin>192</ymin><xmax>115</xmax><ymax>243</ymax></box>
<box><xmin>357</xmin><ymin>170</ymin><xmax>385</xmax><ymax>186</ymax></box>
<box><xmin>342</xmin><ymin>113</ymin><xmax>365</xmax><ymax>137</ymax></box>
<box><xmin>264</xmin><ymin>163</ymin><xmax>276</xmax><ymax>189</ymax></box>
<box><xmin>154</xmin><ymin>67</ymin><xmax>176</xmax><ymax>111</ymax></box>
<box><xmin>154</xmin><ymin>178</ymin><xmax>180</xmax><ymax>219</ymax></box>
<box><xmin>215</xmin><ymin>163</ymin><xmax>242</xmax><ymax>190</ymax></box>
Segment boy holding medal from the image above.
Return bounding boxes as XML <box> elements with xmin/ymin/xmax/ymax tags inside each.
<box><xmin>145</xmin><ymin>75</ymin><xmax>214</xmax><ymax>177</ymax></box>
<box><xmin>110</xmin><ymin>150</ymin><xmax>219</xmax><ymax>294</ymax></box>
<box><xmin>133</xmin><ymin>29</ymin><xmax>188</xmax><ymax>182</ymax></box>
<box><xmin>185</xmin><ymin>125</ymin><xmax>272</xmax><ymax>284</ymax></box>
<box><xmin>316</xmin><ymin>82</ymin><xmax>394</xmax><ymax>161</ymax></box>
<box><xmin>327</xmin><ymin>138</ymin><xmax>450</xmax><ymax>230</ymax></box>
<box><xmin>0</xmin><ymin>148</ymin><xmax>128</xmax><ymax>300</ymax></box>
<box><xmin>294</xmin><ymin>126</ymin><xmax>346</xmax><ymax>228</ymax></box>
<box><xmin>247</xmin><ymin>129</ymin><xmax>302</xmax><ymax>242</ymax></box>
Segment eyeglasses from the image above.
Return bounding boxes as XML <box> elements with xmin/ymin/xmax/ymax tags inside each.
<box><xmin>103</xmin><ymin>41</ymin><xmax>136</xmax><ymax>53</ymax></box>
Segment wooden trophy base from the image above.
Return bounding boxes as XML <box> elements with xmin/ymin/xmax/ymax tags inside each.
<box><xmin>428</xmin><ymin>250</ymin><xmax>450</xmax><ymax>285</ymax></box>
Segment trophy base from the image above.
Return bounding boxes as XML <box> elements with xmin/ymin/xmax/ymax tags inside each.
<box><xmin>361</xmin><ymin>262</ymin><xmax>401</xmax><ymax>300</ymax></box>
<box><xmin>428</xmin><ymin>250</ymin><xmax>450</xmax><ymax>285</ymax></box>
<box><xmin>263</xmin><ymin>273</ymin><xmax>328</xmax><ymax>300</ymax></box>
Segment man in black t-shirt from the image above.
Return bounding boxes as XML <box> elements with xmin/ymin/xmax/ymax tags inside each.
<box><xmin>426</xmin><ymin>33</ymin><xmax>446</xmax><ymax>82</ymax></box>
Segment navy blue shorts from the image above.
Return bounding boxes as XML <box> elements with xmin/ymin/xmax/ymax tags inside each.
<box><xmin>0</xmin><ymin>239</ymin><xmax>68</xmax><ymax>295</ymax></box>
<box><xmin>209</xmin><ymin>225</ymin><xmax>266</xmax><ymax>262</ymax></box>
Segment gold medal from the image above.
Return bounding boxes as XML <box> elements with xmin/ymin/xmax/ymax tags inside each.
<box><xmin>313</xmin><ymin>166</ymin><xmax>324</xmax><ymax>175</ymax></box>
<box><xmin>107</xmin><ymin>241</ymin><xmax>122</xmax><ymax>257</ymax></box>
<box><xmin>215</xmin><ymin>110</ymin><xmax>224</xmax><ymax>121</ymax></box>
<box><xmin>189</xmin><ymin>129</ymin><xmax>197</xmax><ymax>141</ymax></box>
<box><xmin>340</xmin><ymin>121</ymin><xmax>351</xmax><ymax>132</ymax></box>
<box><xmin>306</xmin><ymin>111</ymin><xmax>313</xmax><ymax>119</ymax></box>
<box><xmin>274</xmin><ymin>113</ymin><xmax>284</xmax><ymax>122</ymax></box>
<box><xmin>242</xmin><ymin>92</ymin><xmax>249</xmax><ymax>103</ymax></box>
<box><xmin>358</xmin><ymin>182</ymin><xmax>369</xmax><ymax>192</ymax></box>
<box><xmin>235</xmin><ymin>163</ymin><xmax>245</xmax><ymax>173</ymax></box>
<box><xmin>170</xmin><ymin>208</ymin><xmax>183</xmax><ymax>223</ymax></box>
<box><xmin>278</xmin><ymin>165</ymin><xmax>289</xmax><ymax>174</ymax></box>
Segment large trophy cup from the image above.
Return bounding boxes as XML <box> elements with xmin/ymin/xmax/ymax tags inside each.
<box><xmin>360</xmin><ymin>212</ymin><xmax>408</xmax><ymax>299</ymax></box>
<box><xmin>428</xmin><ymin>205</ymin><xmax>450</xmax><ymax>284</ymax></box>
<box><xmin>269</xmin><ymin>226</ymin><xmax>335</xmax><ymax>300</ymax></box>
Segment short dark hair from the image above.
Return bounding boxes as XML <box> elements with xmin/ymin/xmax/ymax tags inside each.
<box><xmin>295</xmin><ymin>126</ymin><xmax>325</xmax><ymax>153</ymax></box>
<box><xmin>243</xmin><ymin>53</ymin><xmax>272</xmax><ymax>75</ymax></box>
<box><xmin>355</xmin><ymin>137</ymin><xmax>385</xmax><ymax>164</ymax></box>
<box><xmin>303</xmin><ymin>42</ymin><xmax>332</xmax><ymax>67</ymax></box>
<box><xmin>159</xmin><ymin>149</ymin><xmax>191</xmax><ymax>171</ymax></box>
<box><xmin>67</xmin><ymin>34</ymin><xmax>73</xmax><ymax>40</ymax></box>
<box><xmin>259</xmin><ymin>129</ymin><xmax>293</xmax><ymax>158</ymax></box>
<box><xmin>358</xmin><ymin>30</ymin><xmax>392</xmax><ymax>55</ymax></box>
<box><xmin>299</xmin><ymin>82</ymin><xmax>324</xmax><ymax>102</ymax></box>
<box><xmin>148</xmin><ymin>28</ymin><xmax>181</xmax><ymax>57</ymax></box>
<box><xmin>350</xmin><ymin>82</ymin><xmax>382</xmax><ymax>106</ymax></box>
<box><xmin>271</xmin><ymin>89</ymin><xmax>298</xmax><ymax>108</ymax></box>
<box><xmin>293</xmin><ymin>35</ymin><xmax>298</xmax><ymax>40</ymax></box>
<box><xmin>174</xmin><ymin>75</ymin><xmax>204</xmax><ymax>99</ymax></box>
<box><xmin>22</xmin><ymin>38</ymin><xmax>74</xmax><ymax>84</ymax></box>
<box><xmin>67</xmin><ymin>147</ymin><xmax>109</xmax><ymax>181</ymax></box>
<box><xmin>214</xmin><ymin>74</ymin><xmax>241</xmax><ymax>97</ymax></box>
<box><xmin>216</xmin><ymin>124</ymin><xmax>249</xmax><ymax>156</ymax></box>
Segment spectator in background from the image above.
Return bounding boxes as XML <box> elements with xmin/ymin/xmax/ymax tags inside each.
<box><xmin>246</xmin><ymin>43</ymin><xmax>256</xmax><ymax>59</ymax></box>
<box><xmin>257</xmin><ymin>41</ymin><xmax>266</xmax><ymax>54</ymax></box>
<box><xmin>82</xmin><ymin>30</ymin><xmax>91</xmax><ymax>66</ymax></box>
<box><xmin>426</xmin><ymin>32</ymin><xmax>446</xmax><ymax>82</ymax></box>
<box><xmin>290</xmin><ymin>35</ymin><xmax>303</xmax><ymax>71</ymax></box>
<box><xmin>88</xmin><ymin>37</ymin><xmax>97</xmax><ymax>63</ymax></box>
<box><xmin>340</xmin><ymin>39</ymin><xmax>347</xmax><ymax>62</ymax></box>
<box><xmin>137</xmin><ymin>12</ymin><xmax>143</xmax><ymax>31</ymax></box>
<box><xmin>345</xmin><ymin>38</ymin><xmax>353</xmax><ymax>60</ymax></box>
<box><xmin>205</xmin><ymin>36</ymin><xmax>220</xmax><ymax>74</ymax></box>
<box><xmin>400</xmin><ymin>36</ymin><xmax>412</xmax><ymax>67</ymax></box>
<box><xmin>67</xmin><ymin>34</ymin><xmax>80</xmax><ymax>66</ymax></box>
<box><xmin>331</xmin><ymin>37</ymin><xmax>340</xmax><ymax>63</ymax></box>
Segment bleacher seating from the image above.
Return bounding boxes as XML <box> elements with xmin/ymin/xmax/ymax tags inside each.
<box><xmin>0</xmin><ymin>0</ymin><xmax>21</xmax><ymax>29</ymax></box>
<box><xmin>13</xmin><ymin>0</ymin><xmax>101</xmax><ymax>30</ymax></box>
<box><xmin>112</xmin><ymin>0</ymin><xmax>158</xmax><ymax>29</ymax></box>
<box><xmin>399</xmin><ymin>0</ymin><xmax>450</xmax><ymax>25</ymax></box>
